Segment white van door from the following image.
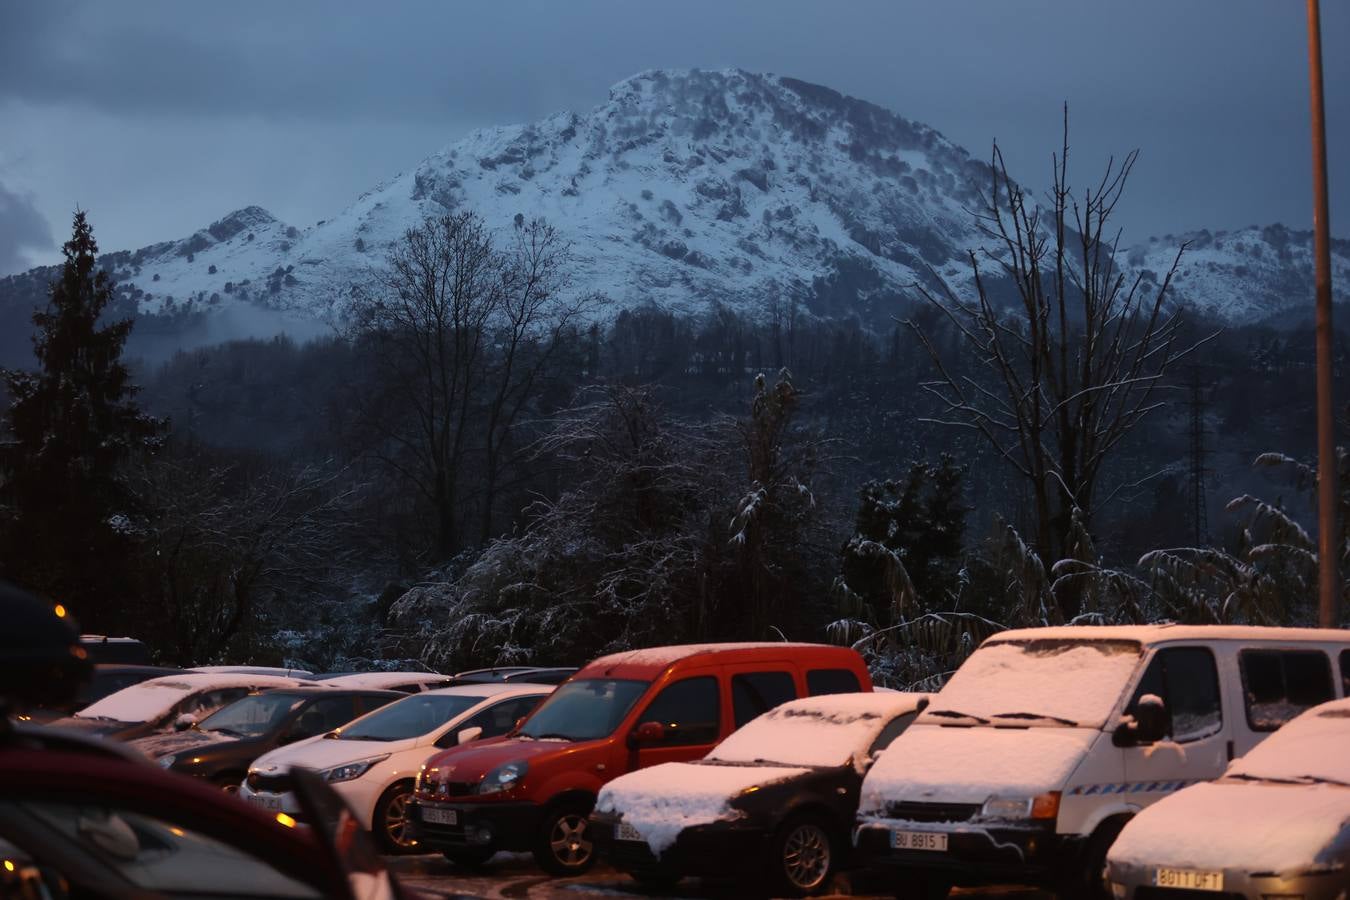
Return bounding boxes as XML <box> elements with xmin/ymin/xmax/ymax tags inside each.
<box><xmin>1119</xmin><ymin>646</ymin><xmax>1228</xmax><ymax>803</ymax></box>
<box><xmin>1231</xmin><ymin>646</ymin><xmax>1339</xmax><ymax>758</ymax></box>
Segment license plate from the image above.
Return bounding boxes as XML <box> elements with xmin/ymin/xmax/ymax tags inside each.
<box><xmin>890</xmin><ymin>830</ymin><xmax>948</xmax><ymax>852</ymax></box>
<box><xmin>422</xmin><ymin>807</ymin><xmax>458</xmax><ymax>826</ymax></box>
<box><xmin>616</xmin><ymin>821</ymin><xmax>643</xmax><ymax>842</ymax></box>
<box><xmin>1153</xmin><ymin>867</ymin><xmax>1224</xmax><ymax>890</ymax></box>
<box><xmin>247</xmin><ymin>794</ymin><xmax>281</xmax><ymax>811</ymax></box>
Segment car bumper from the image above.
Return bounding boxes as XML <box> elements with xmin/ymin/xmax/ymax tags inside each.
<box><xmin>590</xmin><ymin>815</ymin><xmax>771</xmax><ymax>877</ymax></box>
<box><xmin>238</xmin><ymin>780</ymin><xmax>377</xmax><ymax>831</ymax></box>
<box><xmin>854</xmin><ymin>817</ymin><xmax>1065</xmax><ymax>884</ymax></box>
<box><xmin>1107</xmin><ymin>859</ymin><xmax>1348</xmax><ymax>900</ymax></box>
<box><xmin>406</xmin><ymin>798</ymin><xmax>543</xmax><ymax>853</ymax></box>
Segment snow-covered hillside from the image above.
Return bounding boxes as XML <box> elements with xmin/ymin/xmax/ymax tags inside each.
<box><xmin>2</xmin><ymin>68</ymin><xmax>1345</xmax><ymax>336</ymax></box>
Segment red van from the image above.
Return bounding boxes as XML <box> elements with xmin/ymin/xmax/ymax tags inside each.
<box><xmin>406</xmin><ymin>642</ymin><xmax>872</xmax><ymax>874</ymax></box>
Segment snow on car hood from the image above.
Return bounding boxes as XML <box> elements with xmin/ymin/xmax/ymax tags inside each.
<box><xmin>861</xmin><ymin>724</ymin><xmax>1098</xmax><ymax>812</ymax></box>
<box><xmin>251</xmin><ymin>736</ymin><xmax>397</xmax><ymax>775</ymax></box>
<box><xmin>1109</xmin><ymin>780</ymin><xmax>1350</xmax><ymax>877</ymax></box>
<box><xmin>132</xmin><ymin>729</ymin><xmax>232</xmax><ymax>759</ymax></box>
<box><xmin>596</xmin><ymin>761</ymin><xmax>809</xmax><ymax>856</ymax></box>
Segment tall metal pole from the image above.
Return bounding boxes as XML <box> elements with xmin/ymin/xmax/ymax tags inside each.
<box><xmin>1307</xmin><ymin>0</ymin><xmax>1338</xmax><ymax>627</ymax></box>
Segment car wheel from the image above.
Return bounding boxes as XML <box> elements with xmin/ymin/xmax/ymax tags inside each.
<box><xmin>767</xmin><ymin>814</ymin><xmax>836</xmax><ymax>897</ymax></box>
<box><xmin>373</xmin><ymin>781</ymin><xmax>419</xmax><ymax>854</ymax></box>
<box><xmin>1058</xmin><ymin>818</ymin><xmax>1128</xmax><ymax>900</ymax></box>
<box><xmin>532</xmin><ymin>802</ymin><xmax>596</xmax><ymax>876</ymax></box>
<box><xmin>442</xmin><ymin>847</ymin><xmax>495</xmax><ymax>868</ymax></box>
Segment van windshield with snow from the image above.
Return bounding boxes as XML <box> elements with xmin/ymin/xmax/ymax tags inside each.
<box><xmin>517</xmin><ymin>678</ymin><xmax>648</xmax><ymax>742</ymax></box>
<box><xmin>920</xmin><ymin>638</ymin><xmax>1143</xmax><ymax>729</ymax></box>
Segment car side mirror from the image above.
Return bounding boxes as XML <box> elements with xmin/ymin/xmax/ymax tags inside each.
<box><xmin>457</xmin><ymin>726</ymin><xmax>483</xmax><ymax>745</ymax></box>
<box><xmin>627</xmin><ymin>720</ymin><xmax>665</xmax><ymax>749</ymax></box>
<box><xmin>173</xmin><ymin>713</ymin><xmax>198</xmax><ymax>732</ymax></box>
<box><xmin>1113</xmin><ymin>694</ymin><xmax>1169</xmax><ymax>746</ymax></box>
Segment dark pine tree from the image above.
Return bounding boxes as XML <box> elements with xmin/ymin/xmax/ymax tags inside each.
<box><xmin>0</xmin><ymin>210</ymin><xmax>160</xmax><ymax>631</ymax></box>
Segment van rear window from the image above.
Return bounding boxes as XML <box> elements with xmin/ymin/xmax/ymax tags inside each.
<box><xmin>732</xmin><ymin>671</ymin><xmax>796</xmax><ymax>727</ymax></box>
<box><xmin>807</xmin><ymin>669</ymin><xmax>862</xmax><ymax>696</ymax></box>
<box><xmin>1239</xmin><ymin>649</ymin><xmax>1334</xmax><ymax>731</ymax></box>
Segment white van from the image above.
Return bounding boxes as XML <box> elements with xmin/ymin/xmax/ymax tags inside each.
<box><xmin>853</xmin><ymin>625</ymin><xmax>1350</xmax><ymax>899</ymax></box>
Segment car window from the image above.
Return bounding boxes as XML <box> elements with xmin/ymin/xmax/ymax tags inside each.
<box><xmin>460</xmin><ymin>695</ymin><xmax>545</xmax><ymax>741</ymax></box>
<box><xmin>292</xmin><ymin>696</ymin><xmax>361</xmax><ymax>739</ymax></box>
<box><xmin>1239</xmin><ymin>649</ymin><xmax>1334</xmax><ymax>731</ymax></box>
<box><xmin>636</xmin><ymin>676</ymin><xmax>720</xmax><ymax>746</ymax></box>
<box><xmin>338</xmin><ymin>694</ymin><xmax>483</xmax><ymax>741</ymax></box>
<box><xmin>202</xmin><ymin>693</ymin><xmax>304</xmax><ymax>738</ymax></box>
<box><xmin>1126</xmin><ymin>647</ymin><xmax>1222</xmax><ymax>742</ymax></box>
<box><xmin>806</xmin><ymin>668</ymin><xmax>862</xmax><ymax>696</ymax></box>
<box><xmin>1340</xmin><ymin>649</ymin><xmax>1349</xmax><ymax>698</ymax></box>
<box><xmin>732</xmin><ymin>671</ymin><xmax>796</xmax><ymax>728</ymax></box>
<box><xmin>867</xmin><ymin>711</ymin><xmax>919</xmax><ymax>756</ymax></box>
<box><xmin>2</xmin><ymin>801</ymin><xmax>320</xmax><ymax>898</ymax></box>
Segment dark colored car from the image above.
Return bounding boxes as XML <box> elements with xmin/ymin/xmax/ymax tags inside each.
<box><xmin>23</xmin><ymin>663</ymin><xmax>188</xmax><ymax>723</ymax></box>
<box><xmin>78</xmin><ymin>635</ymin><xmax>152</xmax><ymax>665</ymax></box>
<box><xmin>131</xmin><ymin>687</ymin><xmax>402</xmax><ymax>791</ymax></box>
<box><xmin>591</xmin><ymin>692</ymin><xmax>929</xmax><ymax>896</ymax></box>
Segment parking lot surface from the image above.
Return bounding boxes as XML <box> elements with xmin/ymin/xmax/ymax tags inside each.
<box><xmin>389</xmin><ymin>853</ymin><xmax>1052</xmax><ymax>899</ymax></box>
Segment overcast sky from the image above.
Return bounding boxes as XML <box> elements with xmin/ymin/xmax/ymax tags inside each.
<box><xmin>2</xmin><ymin>0</ymin><xmax>1346</xmax><ymax>275</ymax></box>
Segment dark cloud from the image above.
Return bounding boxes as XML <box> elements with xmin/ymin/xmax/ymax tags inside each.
<box><xmin>1</xmin><ymin>0</ymin><xmax>1345</xmax><ymax>261</ymax></box>
<box><xmin>0</xmin><ymin>181</ymin><xmax>55</xmax><ymax>276</ymax></box>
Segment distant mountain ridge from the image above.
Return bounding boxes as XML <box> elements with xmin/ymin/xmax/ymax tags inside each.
<box><xmin>1</xmin><ymin>67</ymin><xmax>1345</xmax><ymax>359</ymax></box>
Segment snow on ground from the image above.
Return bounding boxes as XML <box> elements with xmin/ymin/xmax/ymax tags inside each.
<box><xmin>596</xmin><ymin>761</ymin><xmax>808</xmax><ymax>856</ymax></box>
<box><xmin>919</xmin><ymin>638</ymin><xmax>1143</xmax><ymax>728</ymax></box>
<box><xmin>709</xmin><ymin>691</ymin><xmax>928</xmax><ymax>771</ymax></box>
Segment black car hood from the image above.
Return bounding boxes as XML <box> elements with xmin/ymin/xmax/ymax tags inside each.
<box><xmin>132</xmin><ymin>728</ymin><xmax>237</xmax><ymax>759</ymax></box>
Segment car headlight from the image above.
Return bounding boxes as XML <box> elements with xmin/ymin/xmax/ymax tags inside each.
<box><xmin>477</xmin><ymin>761</ymin><xmax>527</xmax><ymax>794</ymax></box>
<box><xmin>981</xmin><ymin>792</ymin><xmax>1060</xmax><ymax>820</ymax></box>
<box><xmin>322</xmin><ymin>755</ymin><xmax>390</xmax><ymax>784</ymax></box>
<box><xmin>157</xmin><ymin>755</ymin><xmax>177</xmax><ymax>769</ymax></box>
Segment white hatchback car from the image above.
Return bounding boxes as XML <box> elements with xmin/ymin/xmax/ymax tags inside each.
<box><xmin>239</xmin><ymin>683</ymin><xmax>550</xmax><ymax>851</ymax></box>
<box><xmin>317</xmin><ymin>671</ymin><xmax>455</xmax><ymax>693</ymax></box>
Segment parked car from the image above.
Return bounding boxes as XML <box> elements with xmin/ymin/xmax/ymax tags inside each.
<box><xmin>192</xmin><ymin>664</ymin><xmax>316</xmax><ymax>678</ymax></box>
<box><xmin>593</xmin><ymin>691</ymin><xmax>929</xmax><ymax>896</ymax></box>
<box><xmin>407</xmin><ymin>641</ymin><xmax>872</xmax><ymax>875</ymax></box>
<box><xmin>23</xmin><ymin>663</ymin><xmax>188</xmax><ymax>723</ymax></box>
<box><xmin>319</xmin><ymin>671</ymin><xmax>456</xmax><ymax>693</ymax></box>
<box><xmin>1106</xmin><ymin>695</ymin><xmax>1350</xmax><ymax>899</ymax></box>
<box><xmin>50</xmin><ymin>672</ymin><xmax>321</xmax><ymax>740</ymax></box>
<box><xmin>132</xmin><ymin>686</ymin><xmax>402</xmax><ymax>791</ymax></box>
<box><xmin>853</xmin><ymin>624</ymin><xmax>1350</xmax><ymax>899</ymax></box>
<box><xmin>452</xmin><ymin>666</ymin><xmax>578</xmax><ymax>686</ymax></box>
<box><xmin>239</xmin><ymin>683</ymin><xmax>551</xmax><ymax>852</ymax></box>
<box><xmin>0</xmin><ymin>581</ymin><xmax>413</xmax><ymax>900</ymax></box>
<box><xmin>78</xmin><ymin>634</ymin><xmax>151</xmax><ymax>665</ymax></box>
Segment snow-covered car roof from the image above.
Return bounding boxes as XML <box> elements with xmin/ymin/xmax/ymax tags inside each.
<box><xmin>191</xmin><ymin>665</ymin><xmax>315</xmax><ymax>677</ymax></box>
<box><xmin>583</xmin><ymin>642</ymin><xmax>856</xmax><ymax>678</ymax></box>
<box><xmin>316</xmin><ymin>672</ymin><xmax>450</xmax><ymax>691</ymax></box>
<box><xmin>1229</xmin><ymin>696</ymin><xmax>1350</xmax><ymax>784</ymax></box>
<box><xmin>76</xmin><ymin>673</ymin><xmax>320</xmax><ymax>724</ymax></box>
<box><xmin>709</xmin><ymin>691</ymin><xmax>929</xmax><ymax>770</ymax></box>
<box><xmin>987</xmin><ymin>623</ymin><xmax>1350</xmax><ymax>646</ymax></box>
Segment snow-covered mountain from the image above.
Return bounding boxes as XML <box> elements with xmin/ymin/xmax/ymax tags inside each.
<box><xmin>2</xmin><ymin>68</ymin><xmax>1345</xmax><ymax>347</ymax></box>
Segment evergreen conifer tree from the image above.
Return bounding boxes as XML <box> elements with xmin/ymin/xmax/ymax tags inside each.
<box><xmin>0</xmin><ymin>210</ymin><xmax>159</xmax><ymax>629</ymax></box>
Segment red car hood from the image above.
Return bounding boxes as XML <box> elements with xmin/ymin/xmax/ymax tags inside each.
<box><xmin>424</xmin><ymin>735</ymin><xmax>591</xmax><ymax>780</ymax></box>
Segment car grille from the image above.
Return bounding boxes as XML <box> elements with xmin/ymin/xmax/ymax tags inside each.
<box><xmin>1135</xmin><ymin>890</ymin><xmax>1244</xmax><ymax>900</ymax></box>
<box><xmin>247</xmin><ymin>772</ymin><xmax>292</xmax><ymax>794</ymax></box>
<box><xmin>422</xmin><ymin>781</ymin><xmax>476</xmax><ymax>798</ymax></box>
<box><xmin>884</xmin><ymin>801</ymin><xmax>981</xmax><ymax>823</ymax></box>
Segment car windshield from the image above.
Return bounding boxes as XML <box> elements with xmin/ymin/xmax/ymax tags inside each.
<box><xmin>75</xmin><ymin>680</ymin><xmax>198</xmax><ymax>724</ymax></box>
<box><xmin>921</xmin><ymin>639</ymin><xmax>1143</xmax><ymax>730</ymax></box>
<box><xmin>338</xmin><ymin>694</ymin><xmax>483</xmax><ymax>741</ymax></box>
<box><xmin>518</xmin><ymin>678</ymin><xmax>648</xmax><ymax>742</ymax></box>
<box><xmin>199</xmin><ymin>693</ymin><xmax>305</xmax><ymax>738</ymax></box>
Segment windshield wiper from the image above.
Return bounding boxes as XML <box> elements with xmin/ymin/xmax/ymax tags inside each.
<box><xmin>530</xmin><ymin>732</ymin><xmax>574</xmax><ymax>741</ymax></box>
<box><xmin>927</xmin><ymin>709</ymin><xmax>989</xmax><ymax>725</ymax></box>
<box><xmin>1292</xmin><ymin>774</ymin><xmax>1350</xmax><ymax>788</ymax></box>
<box><xmin>991</xmin><ymin>711</ymin><xmax>1078</xmax><ymax>727</ymax></box>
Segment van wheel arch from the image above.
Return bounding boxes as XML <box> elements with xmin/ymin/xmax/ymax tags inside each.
<box><xmin>1059</xmin><ymin>814</ymin><xmax>1131</xmax><ymax>900</ymax></box>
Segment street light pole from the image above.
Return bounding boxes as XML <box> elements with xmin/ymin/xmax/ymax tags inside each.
<box><xmin>1307</xmin><ymin>0</ymin><xmax>1338</xmax><ymax>628</ymax></box>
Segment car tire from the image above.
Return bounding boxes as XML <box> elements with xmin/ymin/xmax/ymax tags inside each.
<box><xmin>765</xmin><ymin>813</ymin><xmax>838</xmax><ymax>897</ymax></box>
<box><xmin>531</xmin><ymin>800</ymin><xmax>596</xmax><ymax>876</ymax></box>
<box><xmin>373</xmin><ymin>781</ymin><xmax>419</xmax><ymax>854</ymax></box>
<box><xmin>442</xmin><ymin>847</ymin><xmax>495</xmax><ymax>868</ymax></box>
<box><xmin>1058</xmin><ymin>817</ymin><xmax>1129</xmax><ymax>900</ymax></box>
